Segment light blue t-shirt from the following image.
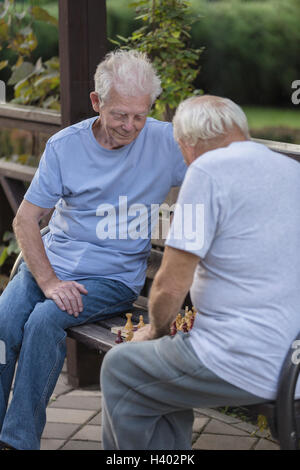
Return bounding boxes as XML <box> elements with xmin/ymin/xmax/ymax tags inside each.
<box><xmin>166</xmin><ymin>141</ymin><xmax>300</xmax><ymax>400</ymax></box>
<box><xmin>24</xmin><ymin>117</ymin><xmax>187</xmax><ymax>294</ymax></box>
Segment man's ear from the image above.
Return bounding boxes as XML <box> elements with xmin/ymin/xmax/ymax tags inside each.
<box><xmin>90</xmin><ymin>92</ymin><xmax>101</xmax><ymax>113</ymax></box>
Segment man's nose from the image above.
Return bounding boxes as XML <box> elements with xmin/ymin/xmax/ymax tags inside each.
<box><xmin>122</xmin><ymin>117</ymin><xmax>134</xmax><ymax>132</ymax></box>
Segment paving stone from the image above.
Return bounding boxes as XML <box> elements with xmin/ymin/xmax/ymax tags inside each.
<box><xmin>42</xmin><ymin>422</ymin><xmax>80</xmax><ymax>440</ymax></box>
<box><xmin>40</xmin><ymin>439</ymin><xmax>65</xmax><ymax>451</ymax></box>
<box><xmin>89</xmin><ymin>412</ymin><xmax>102</xmax><ymax>425</ymax></box>
<box><xmin>192</xmin><ymin>417</ymin><xmax>209</xmax><ymax>433</ymax></box>
<box><xmin>67</xmin><ymin>389</ymin><xmax>101</xmax><ymax>397</ymax></box>
<box><xmin>52</xmin><ymin>374</ymin><xmax>73</xmax><ymax>396</ymax></box>
<box><xmin>233</xmin><ymin>420</ymin><xmax>272</xmax><ymax>439</ymax></box>
<box><xmin>254</xmin><ymin>438</ymin><xmax>280</xmax><ymax>450</ymax></box>
<box><xmin>72</xmin><ymin>424</ymin><xmax>102</xmax><ymax>442</ymax></box>
<box><xmin>46</xmin><ymin>407</ymin><xmax>96</xmax><ymax>424</ymax></box>
<box><xmin>61</xmin><ymin>440</ymin><xmax>103</xmax><ymax>450</ymax></box>
<box><xmin>195</xmin><ymin>408</ymin><xmax>242</xmax><ymax>424</ymax></box>
<box><xmin>232</xmin><ymin>420</ymin><xmax>258</xmax><ymax>435</ymax></box>
<box><xmin>49</xmin><ymin>394</ymin><xmax>101</xmax><ymax>410</ymax></box>
<box><xmin>193</xmin><ymin>433</ymin><xmax>257</xmax><ymax>450</ymax></box>
<box><xmin>204</xmin><ymin>419</ymin><xmax>250</xmax><ymax>436</ymax></box>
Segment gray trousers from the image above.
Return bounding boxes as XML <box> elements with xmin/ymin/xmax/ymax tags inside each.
<box><xmin>100</xmin><ymin>332</ymin><xmax>266</xmax><ymax>450</ymax></box>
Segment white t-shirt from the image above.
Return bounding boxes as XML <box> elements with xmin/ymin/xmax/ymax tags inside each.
<box><xmin>166</xmin><ymin>141</ymin><xmax>300</xmax><ymax>400</ymax></box>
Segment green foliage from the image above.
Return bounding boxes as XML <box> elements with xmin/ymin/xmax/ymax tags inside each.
<box><xmin>8</xmin><ymin>56</ymin><xmax>60</xmax><ymax>109</ymax></box>
<box><xmin>0</xmin><ymin>231</ymin><xmax>20</xmax><ymax>269</ymax></box>
<box><xmin>0</xmin><ymin>0</ymin><xmax>60</xmax><ymax>109</ymax></box>
<box><xmin>112</xmin><ymin>0</ymin><xmax>204</xmax><ymax>121</ymax></box>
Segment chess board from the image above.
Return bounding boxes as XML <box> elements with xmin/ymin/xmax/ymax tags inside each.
<box><xmin>110</xmin><ymin>307</ymin><xmax>197</xmax><ymax>343</ymax></box>
<box><xmin>110</xmin><ymin>325</ymin><xmax>139</xmax><ymax>338</ymax></box>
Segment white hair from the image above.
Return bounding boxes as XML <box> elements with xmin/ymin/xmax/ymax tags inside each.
<box><xmin>94</xmin><ymin>49</ymin><xmax>162</xmax><ymax>106</ymax></box>
<box><xmin>173</xmin><ymin>95</ymin><xmax>250</xmax><ymax>145</ymax></box>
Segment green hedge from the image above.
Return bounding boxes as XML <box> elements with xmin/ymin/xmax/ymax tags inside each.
<box><xmin>190</xmin><ymin>0</ymin><xmax>300</xmax><ymax>106</ymax></box>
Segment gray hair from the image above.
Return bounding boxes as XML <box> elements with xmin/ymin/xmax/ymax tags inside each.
<box><xmin>173</xmin><ymin>95</ymin><xmax>250</xmax><ymax>145</ymax></box>
<box><xmin>94</xmin><ymin>49</ymin><xmax>162</xmax><ymax>106</ymax></box>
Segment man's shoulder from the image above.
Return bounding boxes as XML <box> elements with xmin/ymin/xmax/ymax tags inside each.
<box><xmin>191</xmin><ymin>140</ymin><xmax>268</xmax><ymax>174</ymax></box>
<box><xmin>48</xmin><ymin>117</ymin><xmax>96</xmax><ymax>147</ymax></box>
<box><xmin>145</xmin><ymin>117</ymin><xmax>173</xmax><ymax>133</ymax></box>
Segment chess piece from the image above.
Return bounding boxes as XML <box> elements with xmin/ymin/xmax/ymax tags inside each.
<box><xmin>170</xmin><ymin>321</ymin><xmax>177</xmax><ymax>336</ymax></box>
<box><xmin>176</xmin><ymin>314</ymin><xmax>182</xmax><ymax>330</ymax></box>
<box><xmin>124</xmin><ymin>313</ymin><xmax>133</xmax><ymax>331</ymax></box>
<box><xmin>182</xmin><ymin>321</ymin><xmax>188</xmax><ymax>333</ymax></box>
<box><xmin>125</xmin><ymin>329</ymin><xmax>134</xmax><ymax>342</ymax></box>
<box><xmin>185</xmin><ymin>310</ymin><xmax>193</xmax><ymax>330</ymax></box>
<box><xmin>137</xmin><ymin>315</ymin><xmax>145</xmax><ymax>329</ymax></box>
<box><xmin>115</xmin><ymin>330</ymin><xmax>123</xmax><ymax>344</ymax></box>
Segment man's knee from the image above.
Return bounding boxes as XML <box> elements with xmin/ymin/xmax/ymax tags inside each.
<box><xmin>100</xmin><ymin>344</ymin><xmax>132</xmax><ymax>388</ymax></box>
<box><xmin>24</xmin><ymin>300</ymin><xmax>64</xmax><ymax>334</ymax></box>
<box><xmin>101</xmin><ymin>345</ymin><xmax>122</xmax><ymax>377</ymax></box>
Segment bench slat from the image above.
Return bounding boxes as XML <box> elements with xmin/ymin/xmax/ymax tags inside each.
<box><xmin>67</xmin><ymin>323</ymin><xmax>116</xmax><ymax>352</ymax></box>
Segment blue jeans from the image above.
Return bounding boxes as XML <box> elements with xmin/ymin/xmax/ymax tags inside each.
<box><xmin>0</xmin><ymin>262</ymin><xmax>137</xmax><ymax>450</ymax></box>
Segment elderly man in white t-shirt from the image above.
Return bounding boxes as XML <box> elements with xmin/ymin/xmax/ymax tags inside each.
<box><xmin>100</xmin><ymin>95</ymin><xmax>300</xmax><ymax>450</ymax></box>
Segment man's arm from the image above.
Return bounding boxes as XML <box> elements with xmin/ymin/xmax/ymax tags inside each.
<box><xmin>132</xmin><ymin>246</ymin><xmax>199</xmax><ymax>341</ymax></box>
<box><xmin>13</xmin><ymin>200</ymin><xmax>88</xmax><ymax>316</ymax></box>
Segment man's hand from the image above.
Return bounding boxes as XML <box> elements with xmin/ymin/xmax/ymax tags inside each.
<box><xmin>43</xmin><ymin>279</ymin><xmax>88</xmax><ymax>317</ymax></box>
<box><xmin>131</xmin><ymin>324</ymin><xmax>156</xmax><ymax>342</ymax></box>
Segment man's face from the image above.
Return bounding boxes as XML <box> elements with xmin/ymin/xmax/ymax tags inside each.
<box><xmin>91</xmin><ymin>88</ymin><xmax>151</xmax><ymax>148</ymax></box>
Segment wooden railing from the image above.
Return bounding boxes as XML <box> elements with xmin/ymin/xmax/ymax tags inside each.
<box><xmin>0</xmin><ymin>102</ymin><xmax>300</xmax><ymax>241</ymax></box>
<box><xmin>0</xmin><ymin>103</ymin><xmax>61</xmax><ymax>236</ymax></box>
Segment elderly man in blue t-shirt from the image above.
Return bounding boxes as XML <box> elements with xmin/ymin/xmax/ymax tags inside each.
<box><xmin>0</xmin><ymin>50</ymin><xmax>187</xmax><ymax>450</ymax></box>
<box><xmin>100</xmin><ymin>95</ymin><xmax>300</xmax><ymax>450</ymax></box>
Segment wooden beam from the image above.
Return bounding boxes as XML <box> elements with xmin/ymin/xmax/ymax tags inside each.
<box><xmin>252</xmin><ymin>138</ymin><xmax>300</xmax><ymax>163</ymax></box>
<box><xmin>58</xmin><ymin>0</ymin><xmax>107</xmax><ymax>128</ymax></box>
<box><xmin>0</xmin><ymin>176</ymin><xmax>26</xmax><ymax>214</ymax></box>
<box><xmin>0</xmin><ymin>184</ymin><xmax>14</xmax><ymax>239</ymax></box>
<box><xmin>0</xmin><ymin>103</ymin><xmax>61</xmax><ymax>134</ymax></box>
<box><xmin>0</xmin><ymin>160</ymin><xmax>36</xmax><ymax>183</ymax></box>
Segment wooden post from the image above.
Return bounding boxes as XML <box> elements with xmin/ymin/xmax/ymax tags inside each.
<box><xmin>58</xmin><ymin>0</ymin><xmax>107</xmax><ymax>385</ymax></box>
<box><xmin>58</xmin><ymin>0</ymin><xmax>107</xmax><ymax>128</ymax></box>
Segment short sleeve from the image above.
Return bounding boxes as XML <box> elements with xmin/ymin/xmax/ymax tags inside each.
<box><xmin>171</xmin><ymin>137</ymin><xmax>187</xmax><ymax>187</ymax></box>
<box><xmin>165</xmin><ymin>165</ymin><xmax>220</xmax><ymax>258</ymax></box>
<box><xmin>24</xmin><ymin>142</ymin><xmax>63</xmax><ymax>209</ymax></box>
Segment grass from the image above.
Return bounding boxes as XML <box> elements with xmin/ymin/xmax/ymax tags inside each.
<box><xmin>242</xmin><ymin>106</ymin><xmax>300</xmax><ymax>130</ymax></box>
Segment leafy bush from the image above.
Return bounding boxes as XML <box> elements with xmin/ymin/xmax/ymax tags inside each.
<box><xmin>0</xmin><ymin>0</ymin><xmax>59</xmax><ymax>108</ymax></box>
<box><xmin>113</xmin><ymin>0</ymin><xmax>203</xmax><ymax>120</ymax></box>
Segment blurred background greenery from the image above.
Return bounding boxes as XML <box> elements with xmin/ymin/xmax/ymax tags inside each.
<box><xmin>0</xmin><ymin>0</ymin><xmax>299</xmax><ymax>166</ymax></box>
<box><xmin>106</xmin><ymin>0</ymin><xmax>300</xmax><ymax>142</ymax></box>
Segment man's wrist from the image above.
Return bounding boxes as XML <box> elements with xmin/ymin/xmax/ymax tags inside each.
<box><xmin>37</xmin><ymin>272</ymin><xmax>59</xmax><ymax>293</ymax></box>
<box><xmin>149</xmin><ymin>323</ymin><xmax>170</xmax><ymax>340</ymax></box>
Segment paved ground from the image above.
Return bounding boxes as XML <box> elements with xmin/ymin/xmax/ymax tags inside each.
<box><xmin>35</xmin><ymin>363</ymin><xmax>280</xmax><ymax>451</ymax></box>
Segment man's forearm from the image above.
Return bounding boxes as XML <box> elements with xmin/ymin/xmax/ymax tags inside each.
<box><xmin>13</xmin><ymin>216</ymin><xmax>57</xmax><ymax>292</ymax></box>
<box><xmin>148</xmin><ymin>276</ymin><xmax>187</xmax><ymax>339</ymax></box>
